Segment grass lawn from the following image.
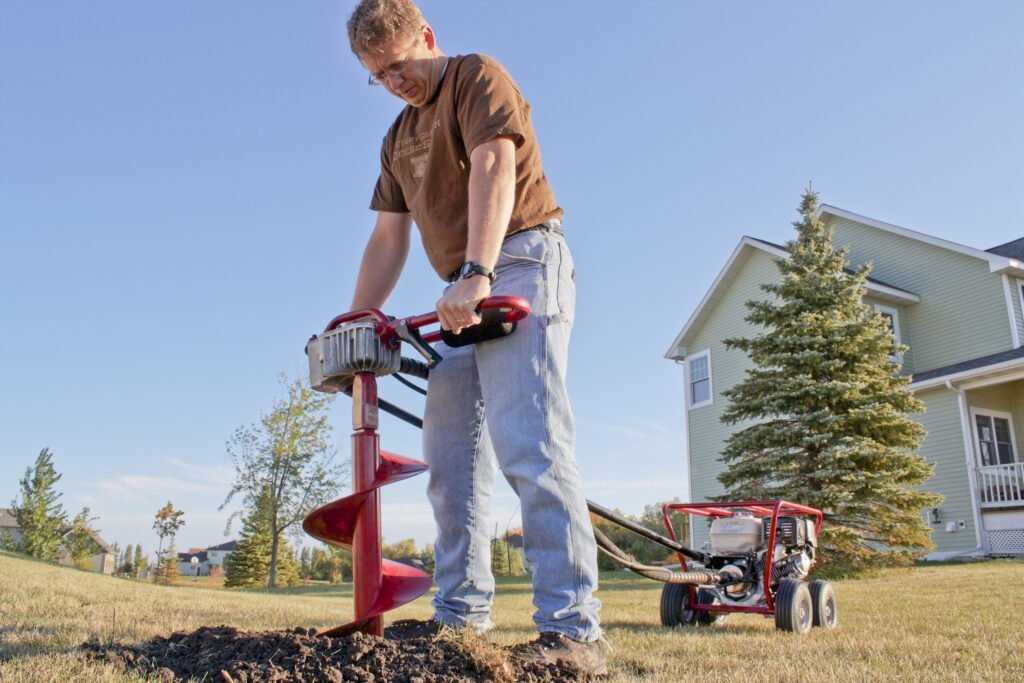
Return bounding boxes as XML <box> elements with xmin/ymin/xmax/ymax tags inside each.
<box><xmin>1</xmin><ymin>550</ymin><xmax>1022</xmax><ymax>681</ymax></box>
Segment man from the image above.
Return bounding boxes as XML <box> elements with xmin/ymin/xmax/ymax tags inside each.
<box><xmin>345</xmin><ymin>1</ymin><xmax>605</xmax><ymax>674</ymax></box>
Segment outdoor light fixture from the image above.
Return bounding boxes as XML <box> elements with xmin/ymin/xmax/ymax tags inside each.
<box><xmin>929</xmin><ymin>507</ymin><xmax>942</xmax><ymax>525</ymax></box>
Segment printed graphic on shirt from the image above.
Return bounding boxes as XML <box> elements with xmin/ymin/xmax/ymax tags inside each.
<box><xmin>393</xmin><ymin>119</ymin><xmax>440</xmax><ymax>181</ymax></box>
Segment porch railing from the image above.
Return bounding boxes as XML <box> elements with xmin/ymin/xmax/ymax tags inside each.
<box><xmin>977</xmin><ymin>462</ymin><xmax>1024</xmax><ymax>508</ymax></box>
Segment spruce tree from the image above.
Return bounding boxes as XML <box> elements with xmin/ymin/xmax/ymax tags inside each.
<box><xmin>122</xmin><ymin>543</ymin><xmax>135</xmax><ymax>576</ymax></box>
<box><xmin>718</xmin><ymin>189</ymin><xmax>941</xmax><ymax>572</ymax></box>
<box><xmin>133</xmin><ymin>545</ymin><xmax>147</xmax><ymax>579</ymax></box>
<box><xmin>12</xmin><ymin>448</ymin><xmax>66</xmax><ymax>561</ymax></box>
<box><xmin>224</xmin><ymin>484</ymin><xmax>301</xmax><ymax>588</ymax></box>
<box><xmin>224</xmin><ymin>513</ymin><xmax>271</xmax><ymax>587</ymax></box>
<box><xmin>490</xmin><ymin>537</ymin><xmax>510</xmax><ymax>576</ymax></box>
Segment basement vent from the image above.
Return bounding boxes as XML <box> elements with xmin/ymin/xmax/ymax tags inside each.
<box><xmin>988</xmin><ymin>528</ymin><xmax>1024</xmax><ymax>555</ymax></box>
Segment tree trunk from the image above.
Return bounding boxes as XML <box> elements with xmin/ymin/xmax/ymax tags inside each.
<box><xmin>268</xmin><ymin>532</ymin><xmax>279</xmax><ymax>588</ymax></box>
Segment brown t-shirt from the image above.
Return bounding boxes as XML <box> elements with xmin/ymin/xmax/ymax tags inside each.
<box><xmin>370</xmin><ymin>53</ymin><xmax>563</xmax><ymax>279</ymax></box>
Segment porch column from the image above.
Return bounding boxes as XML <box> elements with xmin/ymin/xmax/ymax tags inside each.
<box><xmin>955</xmin><ymin>386</ymin><xmax>988</xmax><ymax>554</ymax></box>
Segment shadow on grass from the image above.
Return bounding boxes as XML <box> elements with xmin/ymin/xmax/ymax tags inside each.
<box><xmin>232</xmin><ymin>583</ymin><xmax>356</xmax><ymax>598</ymax></box>
<box><xmin>601</xmin><ymin>620</ymin><xmax>767</xmax><ymax>638</ymax></box>
<box><xmin>491</xmin><ymin>573</ymin><xmax>660</xmax><ymax>597</ymax></box>
<box><xmin>0</xmin><ymin>625</ymin><xmax>72</xmax><ymax>663</ymax></box>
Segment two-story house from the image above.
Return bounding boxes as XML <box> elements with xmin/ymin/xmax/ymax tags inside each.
<box><xmin>177</xmin><ymin>539</ymin><xmax>236</xmax><ymax>576</ymax></box>
<box><xmin>666</xmin><ymin>205</ymin><xmax>1024</xmax><ymax>559</ymax></box>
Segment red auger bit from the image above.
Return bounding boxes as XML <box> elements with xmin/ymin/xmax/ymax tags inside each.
<box><xmin>302</xmin><ymin>296</ymin><xmax>531</xmax><ymax>637</ymax></box>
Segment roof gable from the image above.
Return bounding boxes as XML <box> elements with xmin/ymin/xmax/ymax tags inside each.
<box><xmin>207</xmin><ymin>540</ymin><xmax>237</xmax><ymax>551</ymax></box>
<box><xmin>665</xmin><ymin>235</ymin><xmax>920</xmax><ymax>359</ymax></box>
<box><xmin>820</xmin><ymin>205</ymin><xmax>1022</xmax><ymax>273</ymax></box>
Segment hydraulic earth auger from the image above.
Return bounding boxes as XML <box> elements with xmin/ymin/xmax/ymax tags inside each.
<box><xmin>301</xmin><ymin>296</ymin><xmax>531</xmax><ymax>637</ymax></box>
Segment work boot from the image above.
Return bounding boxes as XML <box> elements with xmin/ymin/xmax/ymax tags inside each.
<box><xmin>512</xmin><ymin>632</ymin><xmax>609</xmax><ymax>677</ymax></box>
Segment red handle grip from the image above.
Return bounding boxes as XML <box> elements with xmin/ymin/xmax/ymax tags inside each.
<box><xmin>401</xmin><ymin>295</ymin><xmax>530</xmax><ymax>343</ymax></box>
<box><xmin>322</xmin><ymin>296</ymin><xmax>531</xmax><ymax>340</ymax></box>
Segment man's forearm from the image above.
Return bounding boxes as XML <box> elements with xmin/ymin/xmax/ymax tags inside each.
<box><xmin>350</xmin><ymin>217</ymin><xmax>411</xmax><ymax>310</ymax></box>
<box><xmin>466</xmin><ymin>138</ymin><xmax>517</xmax><ymax>270</ymax></box>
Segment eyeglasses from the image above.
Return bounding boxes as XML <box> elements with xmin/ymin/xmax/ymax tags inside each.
<box><xmin>368</xmin><ymin>61</ymin><xmax>410</xmax><ymax>87</ymax></box>
<box><xmin>366</xmin><ymin>35</ymin><xmax>421</xmax><ymax>87</ymax></box>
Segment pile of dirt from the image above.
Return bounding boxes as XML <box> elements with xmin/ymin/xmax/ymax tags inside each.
<box><xmin>81</xmin><ymin>622</ymin><xmax>584</xmax><ymax>683</ymax></box>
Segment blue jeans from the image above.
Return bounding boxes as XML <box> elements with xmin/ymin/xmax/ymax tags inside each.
<box><xmin>423</xmin><ymin>227</ymin><xmax>602</xmax><ymax>641</ymax></box>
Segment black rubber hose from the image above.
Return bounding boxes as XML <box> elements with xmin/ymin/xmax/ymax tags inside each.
<box><xmin>400</xmin><ymin>357</ymin><xmax>431</xmax><ymax>380</ymax></box>
<box><xmin>592</xmin><ymin>526</ymin><xmax>720</xmax><ymax>585</ymax></box>
<box><xmin>587</xmin><ymin>499</ymin><xmax>706</xmax><ymax>563</ymax></box>
<box><xmin>342</xmin><ymin>387</ymin><xmax>423</xmax><ymax>429</ymax></box>
<box><xmin>393</xmin><ymin>373</ymin><xmax>427</xmax><ymax>396</ymax></box>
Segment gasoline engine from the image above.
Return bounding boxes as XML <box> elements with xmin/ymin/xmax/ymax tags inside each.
<box><xmin>699</xmin><ymin>512</ymin><xmax>817</xmax><ymax>607</ymax></box>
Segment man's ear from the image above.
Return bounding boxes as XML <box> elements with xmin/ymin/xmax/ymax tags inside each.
<box><xmin>422</xmin><ymin>24</ymin><xmax>436</xmax><ymax>50</ymax></box>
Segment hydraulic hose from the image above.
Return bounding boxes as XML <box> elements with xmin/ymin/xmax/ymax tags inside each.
<box><xmin>592</xmin><ymin>526</ymin><xmax>721</xmax><ymax>585</ymax></box>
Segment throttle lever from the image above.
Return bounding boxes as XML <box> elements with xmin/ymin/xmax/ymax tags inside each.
<box><xmin>392</xmin><ymin>319</ymin><xmax>443</xmax><ymax>368</ymax></box>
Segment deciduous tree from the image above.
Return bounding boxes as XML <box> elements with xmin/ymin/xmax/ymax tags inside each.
<box><xmin>66</xmin><ymin>507</ymin><xmax>98</xmax><ymax>570</ymax></box>
<box><xmin>221</xmin><ymin>376</ymin><xmax>343</xmax><ymax>588</ymax></box>
<box><xmin>152</xmin><ymin>502</ymin><xmax>185</xmax><ymax>584</ymax></box>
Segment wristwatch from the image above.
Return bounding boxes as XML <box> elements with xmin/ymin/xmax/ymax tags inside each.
<box><xmin>456</xmin><ymin>261</ymin><xmax>495</xmax><ymax>283</ymax></box>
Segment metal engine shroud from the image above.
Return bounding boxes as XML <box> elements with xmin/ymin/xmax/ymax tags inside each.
<box><xmin>308</xmin><ymin>321</ymin><xmax>400</xmax><ymax>392</ymax></box>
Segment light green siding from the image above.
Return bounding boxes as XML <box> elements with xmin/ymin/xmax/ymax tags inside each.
<box><xmin>916</xmin><ymin>388</ymin><xmax>978</xmax><ymax>553</ymax></box>
<box><xmin>685</xmin><ymin>248</ymin><xmax>781</xmax><ymax>550</ymax></box>
<box><xmin>829</xmin><ymin>216</ymin><xmax>1014</xmax><ymax>373</ymax></box>
<box><xmin>966</xmin><ymin>380</ymin><xmax>1024</xmax><ymax>458</ymax></box>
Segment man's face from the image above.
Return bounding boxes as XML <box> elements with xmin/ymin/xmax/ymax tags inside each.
<box><xmin>360</xmin><ymin>27</ymin><xmax>438</xmax><ymax>107</ymax></box>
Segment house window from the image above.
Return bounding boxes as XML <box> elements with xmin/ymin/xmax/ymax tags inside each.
<box><xmin>972</xmin><ymin>409</ymin><xmax>1018</xmax><ymax>467</ymax></box>
<box><xmin>873</xmin><ymin>304</ymin><xmax>900</xmax><ymax>345</ymax></box>
<box><xmin>873</xmin><ymin>304</ymin><xmax>903</xmax><ymax>361</ymax></box>
<box><xmin>686</xmin><ymin>350</ymin><xmax>713</xmax><ymax>409</ymax></box>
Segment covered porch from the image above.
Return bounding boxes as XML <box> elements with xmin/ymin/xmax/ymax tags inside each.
<box><xmin>964</xmin><ymin>376</ymin><xmax>1024</xmax><ymax>554</ymax></box>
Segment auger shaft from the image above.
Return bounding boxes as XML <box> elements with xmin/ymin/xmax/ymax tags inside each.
<box><xmin>351</xmin><ymin>372</ymin><xmax>384</xmax><ymax>636</ymax></box>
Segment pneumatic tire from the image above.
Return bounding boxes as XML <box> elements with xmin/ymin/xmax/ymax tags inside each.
<box><xmin>659</xmin><ymin>583</ymin><xmax>696</xmax><ymax>627</ymax></box>
<box><xmin>774</xmin><ymin>579</ymin><xmax>813</xmax><ymax>634</ymax></box>
<box><xmin>809</xmin><ymin>580</ymin><xmax>838</xmax><ymax>629</ymax></box>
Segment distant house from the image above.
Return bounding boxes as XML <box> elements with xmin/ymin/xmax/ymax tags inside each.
<box><xmin>178</xmin><ymin>540</ymin><xmax>237</xmax><ymax>576</ymax></box>
<box><xmin>0</xmin><ymin>507</ymin><xmax>115</xmax><ymax>574</ymax></box>
<box><xmin>0</xmin><ymin>508</ymin><xmax>22</xmax><ymax>548</ymax></box>
<box><xmin>666</xmin><ymin>204</ymin><xmax>1024</xmax><ymax>559</ymax></box>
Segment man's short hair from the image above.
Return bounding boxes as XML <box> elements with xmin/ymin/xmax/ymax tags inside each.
<box><xmin>347</xmin><ymin>0</ymin><xmax>425</xmax><ymax>56</ymax></box>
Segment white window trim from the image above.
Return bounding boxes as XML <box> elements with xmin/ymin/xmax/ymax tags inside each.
<box><xmin>685</xmin><ymin>349</ymin><xmax>713</xmax><ymax>410</ymax></box>
<box><xmin>1016</xmin><ymin>278</ymin><xmax>1024</xmax><ymax>347</ymax></box>
<box><xmin>1003</xmin><ymin>275</ymin><xmax>1022</xmax><ymax>348</ymax></box>
<box><xmin>969</xmin><ymin>407</ymin><xmax>1020</xmax><ymax>467</ymax></box>
<box><xmin>872</xmin><ymin>304</ymin><xmax>901</xmax><ymax>345</ymax></box>
<box><xmin>873</xmin><ymin>303</ymin><xmax>904</xmax><ymax>363</ymax></box>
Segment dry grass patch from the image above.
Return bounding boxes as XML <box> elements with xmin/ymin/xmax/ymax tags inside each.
<box><xmin>1</xmin><ymin>550</ymin><xmax>1022</xmax><ymax>682</ymax></box>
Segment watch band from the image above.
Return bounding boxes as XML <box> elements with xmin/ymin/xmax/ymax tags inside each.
<box><xmin>459</xmin><ymin>261</ymin><xmax>495</xmax><ymax>283</ymax></box>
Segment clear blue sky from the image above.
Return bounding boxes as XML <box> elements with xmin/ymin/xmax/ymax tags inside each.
<box><xmin>3</xmin><ymin>1</ymin><xmax>1022</xmax><ymax>556</ymax></box>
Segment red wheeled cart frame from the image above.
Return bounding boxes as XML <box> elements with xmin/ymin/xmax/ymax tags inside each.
<box><xmin>660</xmin><ymin>500</ymin><xmax>823</xmax><ymax>618</ymax></box>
